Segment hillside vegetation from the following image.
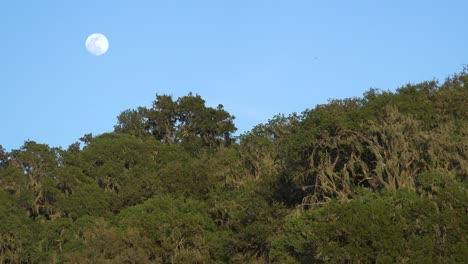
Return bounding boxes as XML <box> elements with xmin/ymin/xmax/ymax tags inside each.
<box><xmin>1</xmin><ymin>70</ymin><xmax>467</xmax><ymax>263</ymax></box>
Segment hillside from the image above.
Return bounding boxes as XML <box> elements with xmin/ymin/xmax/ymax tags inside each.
<box><xmin>0</xmin><ymin>70</ymin><xmax>467</xmax><ymax>263</ymax></box>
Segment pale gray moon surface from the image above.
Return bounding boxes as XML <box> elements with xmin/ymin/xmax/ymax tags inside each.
<box><xmin>86</xmin><ymin>33</ymin><xmax>109</xmax><ymax>56</ymax></box>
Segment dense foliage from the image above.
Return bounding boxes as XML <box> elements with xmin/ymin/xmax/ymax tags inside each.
<box><xmin>1</xmin><ymin>71</ymin><xmax>467</xmax><ymax>263</ymax></box>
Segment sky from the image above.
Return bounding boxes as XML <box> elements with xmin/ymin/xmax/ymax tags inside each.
<box><xmin>1</xmin><ymin>0</ymin><xmax>467</xmax><ymax>151</ymax></box>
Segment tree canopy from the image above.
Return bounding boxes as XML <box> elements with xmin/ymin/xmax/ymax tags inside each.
<box><xmin>0</xmin><ymin>70</ymin><xmax>467</xmax><ymax>263</ymax></box>
<box><xmin>115</xmin><ymin>93</ymin><xmax>237</xmax><ymax>148</ymax></box>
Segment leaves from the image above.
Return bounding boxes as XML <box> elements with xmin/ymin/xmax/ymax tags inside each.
<box><xmin>0</xmin><ymin>70</ymin><xmax>467</xmax><ymax>263</ymax></box>
<box><xmin>115</xmin><ymin>93</ymin><xmax>237</xmax><ymax>148</ymax></box>
<box><xmin>271</xmin><ymin>184</ymin><xmax>467</xmax><ymax>263</ymax></box>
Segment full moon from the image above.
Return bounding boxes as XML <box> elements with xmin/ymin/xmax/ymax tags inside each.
<box><xmin>85</xmin><ymin>33</ymin><xmax>109</xmax><ymax>56</ymax></box>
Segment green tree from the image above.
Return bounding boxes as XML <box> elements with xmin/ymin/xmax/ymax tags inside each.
<box><xmin>0</xmin><ymin>190</ymin><xmax>36</xmax><ymax>263</ymax></box>
<box><xmin>271</xmin><ymin>180</ymin><xmax>467</xmax><ymax>263</ymax></box>
<box><xmin>115</xmin><ymin>93</ymin><xmax>237</xmax><ymax>148</ymax></box>
<box><xmin>8</xmin><ymin>141</ymin><xmax>61</xmax><ymax>218</ymax></box>
<box><xmin>115</xmin><ymin>193</ymin><xmax>214</xmax><ymax>263</ymax></box>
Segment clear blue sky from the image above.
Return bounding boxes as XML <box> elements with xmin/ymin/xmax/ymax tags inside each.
<box><xmin>1</xmin><ymin>0</ymin><xmax>467</xmax><ymax>151</ymax></box>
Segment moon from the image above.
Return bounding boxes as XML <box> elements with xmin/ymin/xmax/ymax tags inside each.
<box><xmin>85</xmin><ymin>33</ymin><xmax>109</xmax><ymax>56</ymax></box>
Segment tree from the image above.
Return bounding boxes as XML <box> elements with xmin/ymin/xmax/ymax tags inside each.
<box><xmin>115</xmin><ymin>193</ymin><xmax>213</xmax><ymax>263</ymax></box>
<box><xmin>115</xmin><ymin>93</ymin><xmax>237</xmax><ymax>148</ymax></box>
<box><xmin>8</xmin><ymin>141</ymin><xmax>61</xmax><ymax>218</ymax></box>
<box><xmin>271</xmin><ymin>183</ymin><xmax>467</xmax><ymax>263</ymax></box>
<box><xmin>0</xmin><ymin>145</ymin><xmax>7</xmax><ymax>165</ymax></box>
